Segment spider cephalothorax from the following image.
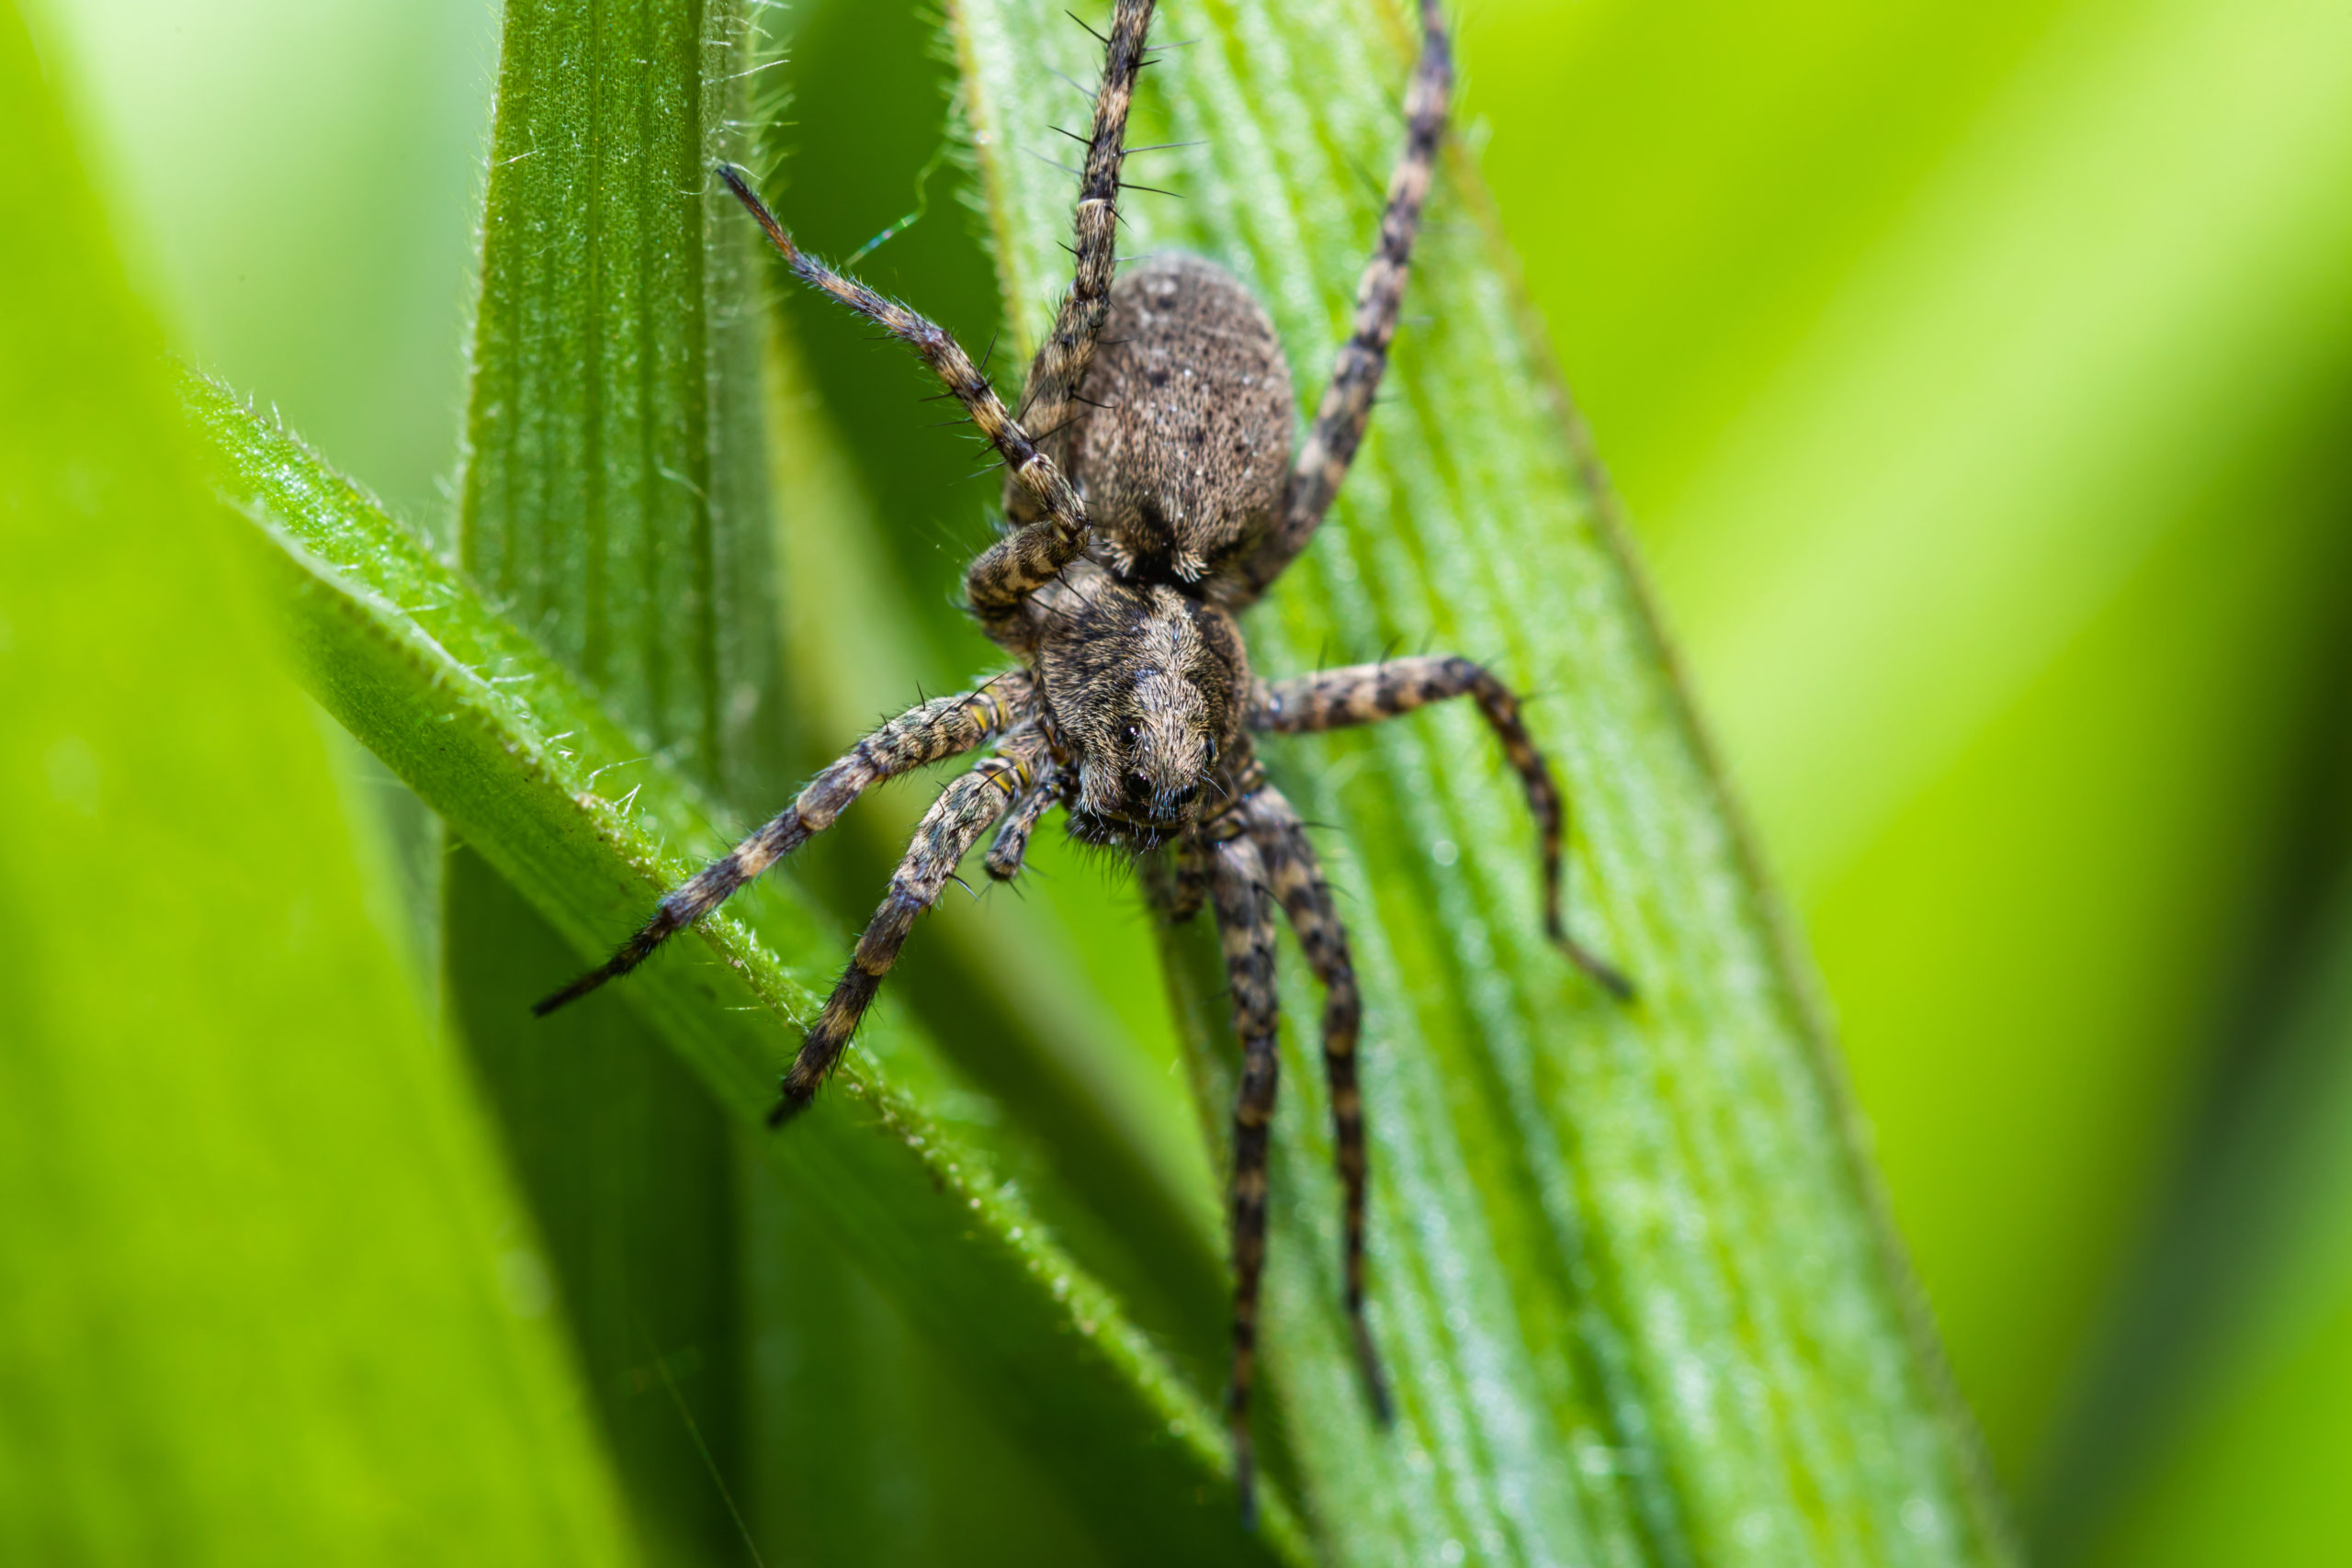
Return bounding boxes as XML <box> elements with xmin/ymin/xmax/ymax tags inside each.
<box><xmin>1031</xmin><ymin>561</ymin><xmax>1248</xmax><ymax>840</ymax></box>
<box><xmin>539</xmin><ymin>0</ymin><xmax>1627</xmax><ymax>1526</ymax></box>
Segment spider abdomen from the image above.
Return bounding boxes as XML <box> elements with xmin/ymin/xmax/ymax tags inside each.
<box><xmin>1054</xmin><ymin>254</ymin><xmax>1294</xmax><ymax>590</ymax></box>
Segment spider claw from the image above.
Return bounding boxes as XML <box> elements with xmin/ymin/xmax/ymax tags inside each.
<box><xmin>1352</xmin><ymin>1313</ymin><xmax>1395</xmax><ymax>1426</ymax></box>
<box><xmin>1552</xmin><ymin>926</ymin><xmax>1634</xmax><ymax>1001</ymax></box>
<box><xmin>535</xmin><ymin>907</ymin><xmax>686</xmax><ymax>1016</ymax></box>
<box><xmin>532</xmin><ymin>967</ymin><xmax>614</xmax><ymax>1018</ymax></box>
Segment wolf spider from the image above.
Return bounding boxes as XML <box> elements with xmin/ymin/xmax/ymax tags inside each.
<box><xmin>538</xmin><ymin>0</ymin><xmax>1627</xmax><ymax>1524</ymax></box>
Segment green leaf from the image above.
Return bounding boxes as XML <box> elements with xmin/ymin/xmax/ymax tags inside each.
<box><xmin>142</xmin><ymin>0</ymin><xmax>2022</xmax><ymax>1553</ymax></box>
<box><xmin>460</xmin><ymin>0</ymin><xmax>782</xmax><ymax>806</ymax></box>
<box><xmin>443</xmin><ymin>4</ymin><xmax>1248</xmax><ymax>1557</ymax></box>
<box><xmin>748</xmin><ymin>0</ymin><xmax>1241</xmax><ymax>1416</ymax></box>
<box><xmin>759</xmin><ymin>307</ymin><xmax>1233</xmax><ymax>1384</ymax></box>
<box><xmin>448</xmin><ymin>2</ymin><xmax>778</xmax><ymax>1557</ymax></box>
<box><xmin>950</xmin><ymin>0</ymin><xmax>2014</xmax><ymax>1559</ymax></box>
<box><xmin>0</xmin><ymin>8</ymin><xmax>632</xmax><ymax>1560</ymax></box>
<box><xmin>1464</xmin><ymin>0</ymin><xmax>2352</xmax><ymax>1475</ymax></box>
<box><xmin>186</xmin><ymin>375</ymin><xmax>1308</xmax><ymax>1563</ymax></box>
<box><xmin>2062</xmin><ymin>872</ymin><xmax>2352</xmax><ymax>1565</ymax></box>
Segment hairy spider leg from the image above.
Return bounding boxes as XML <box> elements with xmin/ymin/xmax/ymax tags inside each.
<box><xmin>1206</xmin><ymin>827</ymin><xmax>1283</xmax><ymax>1531</ymax></box>
<box><xmin>1239</xmin><ymin>784</ymin><xmax>1392</xmax><ymax>1424</ymax></box>
<box><xmin>982</xmin><ymin>767</ymin><xmax>1066</xmax><ymax>881</ymax></box>
<box><xmin>535</xmin><ymin>674</ymin><xmax>1036</xmax><ymax>1015</ymax></box>
<box><xmin>1008</xmin><ymin>0</ymin><xmax>1158</xmax><ymax>488</ymax></box>
<box><xmin>1250</xmin><ymin>656</ymin><xmax>1632</xmax><ymax>997</ymax></box>
<box><xmin>1167</xmin><ymin>834</ymin><xmax>1211</xmax><ymax>922</ymax></box>
<box><xmin>774</xmin><ymin>734</ymin><xmax>1046</xmax><ymax>1125</ymax></box>
<box><xmin>714</xmin><ymin>166</ymin><xmax>1097</xmax><ymax>651</ymax></box>
<box><xmin>1239</xmin><ymin>0</ymin><xmax>1452</xmax><ymax>602</ymax></box>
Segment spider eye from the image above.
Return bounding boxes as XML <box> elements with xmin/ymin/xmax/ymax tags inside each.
<box><xmin>1125</xmin><ymin>723</ymin><xmax>1143</xmax><ymax>743</ymax></box>
<box><xmin>1204</xmin><ymin>738</ymin><xmax>1219</xmax><ymax>767</ymax></box>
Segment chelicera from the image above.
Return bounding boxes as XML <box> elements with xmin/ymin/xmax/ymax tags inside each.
<box><xmin>538</xmin><ymin>0</ymin><xmax>1628</xmax><ymax>1523</ymax></box>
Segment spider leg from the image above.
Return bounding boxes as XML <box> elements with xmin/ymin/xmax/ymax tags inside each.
<box><xmin>1238</xmin><ymin>784</ymin><xmax>1391</xmax><ymax>1424</ymax></box>
<box><xmin>982</xmin><ymin>766</ymin><xmax>1066</xmax><ymax>881</ymax></box>
<box><xmin>772</xmin><ymin>736</ymin><xmax>1045</xmax><ymax>1125</ymax></box>
<box><xmin>1006</xmin><ymin>0</ymin><xmax>1157</xmax><ymax>519</ymax></box>
<box><xmin>1250</xmin><ymin>656</ymin><xmax>1632</xmax><ymax>998</ymax></box>
<box><xmin>1238</xmin><ymin>0</ymin><xmax>1451</xmax><ymax>602</ymax></box>
<box><xmin>534</xmin><ymin>673</ymin><xmax>1036</xmax><ymax>1015</ymax></box>
<box><xmin>1169</xmin><ymin>834</ymin><xmax>1209</xmax><ymax>923</ymax></box>
<box><xmin>1136</xmin><ymin>834</ymin><xmax>1209</xmax><ymax>925</ymax></box>
<box><xmin>715</xmin><ymin>167</ymin><xmax>1096</xmax><ymax>647</ymax></box>
<box><xmin>1205</xmin><ymin>827</ymin><xmax>1282</xmax><ymax>1530</ymax></box>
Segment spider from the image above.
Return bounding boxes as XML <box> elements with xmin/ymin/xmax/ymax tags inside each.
<box><xmin>537</xmin><ymin>0</ymin><xmax>1628</xmax><ymax>1525</ymax></box>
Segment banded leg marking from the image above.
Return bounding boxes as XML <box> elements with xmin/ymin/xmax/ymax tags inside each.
<box><xmin>771</xmin><ymin>742</ymin><xmax>1041</xmax><ymax>1125</ymax></box>
<box><xmin>1208</xmin><ymin>831</ymin><xmax>1282</xmax><ymax>1530</ymax></box>
<box><xmin>1250</xmin><ymin>655</ymin><xmax>1631</xmax><ymax>997</ymax></box>
<box><xmin>1168</xmin><ymin>836</ymin><xmax>1210</xmax><ymax>923</ymax></box>
<box><xmin>1240</xmin><ymin>0</ymin><xmax>1452</xmax><ymax>601</ymax></box>
<box><xmin>983</xmin><ymin>768</ymin><xmax>1065</xmax><ymax>882</ymax></box>
<box><xmin>1008</xmin><ymin>0</ymin><xmax>1158</xmax><ymax>505</ymax></box>
<box><xmin>1241</xmin><ymin>784</ymin><xmax>1391</xmax><ymax>1422</ymax></box>
<box><xmin>536</xmin><ymin>673</ymin><xmax>1035</xmax><ymax>1015</ymax></box>
<box><xmin>714</xmin><ymin>167</ymin><xmax>1094</xmax><ymax>648</ymax></box>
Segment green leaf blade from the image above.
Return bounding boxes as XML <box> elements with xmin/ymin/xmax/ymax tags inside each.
<box><xmin>452</xmin><ymin>5</ymin><xmax>786</xmax><ymax>1557</ymax></box>
<box><xmin>952</xmin><ymin>0</ymin><xmax>2014</xmax><ymax>1560</ymax></box>
<box><xmin>191</xmin><ymin>376</ymin><xmax>1312</xmax><ymax>1563</ymax></box>
<box><xmin>0</xmin><ymin>10</ymin><xmax>636</xmax><ymax>1559</ymax></box>
<box><xmin>462</xmin><ymin>0</ymin><xmax>779</xmax><ymax>803</ymax></box>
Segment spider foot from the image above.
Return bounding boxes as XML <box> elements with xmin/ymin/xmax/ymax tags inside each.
<box><xmin>532</xmin><ymin>969</ymin><xmax>610</xmax><ymax>1019</ymax></box>
<box><xmin>1231</xmin><ymin>1425</ymin><xmax>1258</xmax><ymax>1533</ymax></box>
<box><xmin>1351</xmin><ymin>1310</ymin><xmax>1395</xmax><ymax>1427</ymax></box>
<box><xmin>535</xmin><ymin>896</ymin><xmax>698</xmax><ymax>1017</ymax></box>
<box><xmin>1550</xmin><ymin>922</ymin><xmax>1634</xmax><ymax>1002</ymax></box>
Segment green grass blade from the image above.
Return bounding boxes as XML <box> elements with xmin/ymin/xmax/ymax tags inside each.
<box><xmin>448</xmin><ymin>4</ymin><xmax>781</xmax><ymax>1557</ymax></box>
<box><xmin>0</xmin><ymin>11</ymin><xmax>634</xmax><ymax>1559</ymax></box>
<box><xmin>759</xmin><ymin>307</ymin><xmax>1231</xmax><ymax>1371</ymax></box>
<box><xmin>187</xmin><ymin>376</ymin><xmax>1311</xmax><ymax>1564</ymax></box>
<box><xmin>2063</xmin><ymin>868</ymin><xmax>2352</xmax><ymax>1565</ymax></box>
<box><xmin>1481</xmin><ymin>0</ymin><xmax>2352</xmax><ymax>1472</ymax></box>
<box><xmin>950</xmin><ymin>0</ymin><xmax>2016</xmax><ymax>1560</ymax></box>
<box><xmin>459</xmin><ymin>0</ymin><xmax>781</xmax><ymax>805</ymax></box>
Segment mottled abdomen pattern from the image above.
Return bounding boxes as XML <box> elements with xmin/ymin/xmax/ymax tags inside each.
<box><xmin>1047</xmin><ymin>254</ymin><xmax>1294</xmax><ymax>590</ymax></box>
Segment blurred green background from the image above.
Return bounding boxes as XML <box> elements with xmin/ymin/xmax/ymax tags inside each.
<box><xmin>23</xmin><ymin>0</ymin><xmax>2352</xmax><ymax>1558</ymax></box>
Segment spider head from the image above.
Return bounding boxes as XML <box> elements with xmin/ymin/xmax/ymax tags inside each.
<box><xmin>1039</xmin><ymin>575</ymin><xmax>1247</xmax><ymax>845</ymax></box>
<box><xmin>1090</xmin><ymin>670</ymin><xmax>1220</xmax><ymax>829</ymax></box>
